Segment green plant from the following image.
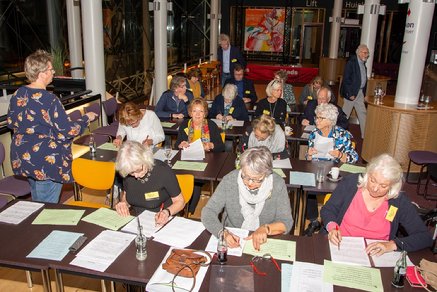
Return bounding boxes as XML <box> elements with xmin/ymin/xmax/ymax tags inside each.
<box><xmin>51</xmin><ymin>46</ymin><xmax>66</xmax><ymax>76</ymax></box>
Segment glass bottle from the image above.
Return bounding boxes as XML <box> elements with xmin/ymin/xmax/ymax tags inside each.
<box><xmin>391</xmin><ymin>250</ymin><xmax>407</xmax><ymax>288</ymax></box>
<box><xmin>135</xmin><ymin>225</ymin><xmax>147</xmax><ymax>261</ymax></box>
<box><xmin>217</xmin><ymin>229</ymin><xmax>228</xmax><ymax>265</ymax></box>
<box><xmin>88</xmin><ymin>135</ymin><xmax>96</xmax><ymax>155</ymax></box>
<box><xmin>235</xmin><ymin>150</ymin><xmax>241</xmax><ymax>169</ymax></box>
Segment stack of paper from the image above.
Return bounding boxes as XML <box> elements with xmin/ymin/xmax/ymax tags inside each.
<box><xmin>181</xmin><ymin>139</ymin><xmax>205</xmax><ymax>160</ymax></box>
<box><xmin>329</xmin><ymin>236</ymin><xmax>371</xmax><ymax>266</ymax></box>
<box><xmin>290</xmin><ymin>261</ymin><xmax>333</xmax><ymax>292</ymax></box>
<box><xmin>70</xmin><ymin>230</ymin><xmax>135</xmax><ymax>272</ymax></box>
<box><xmin>0</xmin><ymin>201</ymin><xmax>44</xmax><ymax>224</ymax></box>
<box><xmin>205</xmin><ymin>227</ymin><xmax>249</xmax><ymax>257</ymax></box>
<box><xmin>81</xmin><ymin>208</ymin><xmax>134</xmax><ymax>230</ymax></box>
<box><xmin>152</xmin><ymin>217</ymin><xmax>205</xmax><ymax>248</ymax></box>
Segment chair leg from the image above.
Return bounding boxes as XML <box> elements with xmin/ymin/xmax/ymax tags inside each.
<box><xmin>417</xmin><ymin>164</ymin><xmax>428</xmax><ymax>196</ymax></box>
<box><xmin>406</xmin><ymin>159</ymin><xmax>414</xmax><ymax>183</ymax></box>
<box><xmin>25</xmin><ymin>270</ymin><xmax>33</xmax><ymax>288</ymax></box>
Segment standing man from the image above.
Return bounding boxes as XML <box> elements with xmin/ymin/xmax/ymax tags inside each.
<box><xmin>217</xmin><ymin>33</ymin><xmax>246</xmax><ymax>87</ymax></box>
<box><xmin>340</xmin><ymin>44</ymin><xmax>369</xmax><ymax>139</ymax></box>
<box><xmin>224</xmin><ymin>64</ymin><xmax>257</xmax><ymax>107</ymax></box>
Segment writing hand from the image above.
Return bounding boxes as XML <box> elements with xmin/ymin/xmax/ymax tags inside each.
<box><xmin>178</xmin><ymin>141</ymin><xmax>190</xmax><ymax>149</ymax></box>
<box><xmin>142</xmin><ymin>138</ymin><xmax>153</xmax><ymax>146</ymax></box>
<box><xmin>113</xmin><ymin>138</ymin><xmax>122</xmax><ymax>148</ymax></box>
<box><xmin>155</xmin><ymin>209</ymin><xmax>170</xmax><ymax>226</ymax></box>
<box><xmin>327</xmin><ymin>228</ymin><xmax>342</xmax><ymax>247</ymax></box>
<box><xmin>224</xmin><ymin>230</ymin><xmax>240</xmax><ymax>248</ymax></box>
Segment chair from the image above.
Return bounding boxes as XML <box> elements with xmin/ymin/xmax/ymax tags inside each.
<box><xmin>68</xmin><ymin>109</ymin><xmax>82</xmax><ymax>121</ymax></box>
<box><xmin>0</xmin><ymin>142</ymin><xmax>31</xmax><ymax>200</ymax></box>
<box><xmin>67</xmin><ymin>158</ymin><xmax>116</xmax><ymax>208</ymax></box>
<box><xmin>86</xmin><ymin>101</ymin><xmax>119</xmax><ymax>138</ymax></box>
<box><xmin>176</xmin><ymin>174</ymin><xmax>194</xmax><ymax>217</ymax></box>
<box><xmin>424</xmin><ymin>163</ymin><xmax>437</xmax><ymax>200</ymax></box>
<box><xmin>406</xmin><ymin>151</ymin><xmax>437</xmax><ymax>196</ymax></box>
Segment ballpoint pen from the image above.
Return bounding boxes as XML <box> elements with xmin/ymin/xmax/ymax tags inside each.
<box><xmin>155</xmin><ymin>202</ymin><xmax>164</xmax><ymax>227</ymax></box>
<box><xmin>336</xmin><ymin>225</ymin><xmax>341</xmax><ymax>251</ymax></box>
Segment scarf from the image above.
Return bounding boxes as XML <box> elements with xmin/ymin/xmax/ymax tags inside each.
<box><xmin>237</xmin><ymin>170</ymin><xmax>273</xmax><ymax>231</ymax></box>
<box><xmin>187</xmin><ymin>119</ymin><xmax>210</xmax><ymax>143</ymax></box>
<box><xmin>188</xmin><ymin>80</ymin><xmax>202</xmax><ymax>98</ymax></box>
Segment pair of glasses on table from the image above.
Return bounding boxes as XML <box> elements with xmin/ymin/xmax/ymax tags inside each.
<box><xmin>250</xmin><ymin>253</ymin><xmax>281</xmax><ymax>276</ymax></box>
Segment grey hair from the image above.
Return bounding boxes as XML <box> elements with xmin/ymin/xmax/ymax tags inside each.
<box><xmin>358</xmin><ymin>153</ymin><xmax>404</xmax><ymax>199</ymax></box>
<box><xmin>115</xmin><ymin>141</ymin><xmax>155</xmax><ymax>177</ymax></box>
<box><xmin>219</xmin><ymin>33</ymin><xmax>230</xmax><ymax>43</ymax></box>
<box><xmin>170</xmin><ymin>76</ymin><xmax>186</xmax><ymax>91</ymax></box>
<box><xmin>317</xmin><ymin>86</ymin><xmax>332</xmax><ymax>102</ymax></box>
<box><xmin>265</xmin><ymin>79</ymin><xmax>282</xmax><ymax>96</ymax></box>
<box><xmin>315</xmin><ymin>103</ymin><xmax>338</xmax><ymax>127</ymax></box>
<box><xmin>356</xmin><ymin>44</ymin><xmax>369</xmax><ymax>55</ymax></box>
<box><xmin>24</xmin><ymin>50</ymin><xmax>53</xmax><ymax>82</ymax></box>
<box><xmin>240</xmin><ymin>146</ymin><xmax>273</xmax><ymax>177</ymax></box>
<box><xmin>222</xmin><ymin>84</ymin><xmax>238</xmax><ymax>101</ymax></box>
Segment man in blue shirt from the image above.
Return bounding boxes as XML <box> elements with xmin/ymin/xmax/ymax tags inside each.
<box><xmin>218</xmin><ymin>33</ymin><xmax>246</xmax><ymax>87</ymax></box>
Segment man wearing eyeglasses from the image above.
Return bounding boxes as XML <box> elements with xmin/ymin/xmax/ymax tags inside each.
<box><xmin>155</xmin><ymin>76</ymin><xmax>194</xmax><ymax>119</ymax></box>
<box><xmin>223</xmin><ymin>64</ymin><xmax>257</xmax><ymax>107</ymax></box>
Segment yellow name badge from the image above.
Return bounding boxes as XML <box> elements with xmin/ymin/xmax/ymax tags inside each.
<box><xmin>229</xmin><ymin>107</ymin><xmax>235</xmax><ymax>114</ymax></box>
<box><xmin>245</xmin><ymin>90</ymin><xmax>251</xmax><ymax>94</ymax></box>
<box><xmin>231</xmin><ymin>58</ymin><xmax>237</xmax><ymax>63</ymax></box>
<box><xmin>144</xmin><ymin>191</ymin><xmax>160</xmax><ymax>201</ymax></box>
<box><xmin>184</xmin><ymin>127</ymin><xmax>189</xmax><ymax>135</ymax></box>
<box><xmin>263</xmin><ymin>109</ymin><xmax>270</xmax><ymax>115</ymax></box>
<box><xmin>307</xmin><ymin>96</ymin><xmax>313</xmax><ymax>100</ymax></box>
<box><xmin>385</xmin><ymin>205</ymin><xmax>398</xmax><ymax>222</ymax></box>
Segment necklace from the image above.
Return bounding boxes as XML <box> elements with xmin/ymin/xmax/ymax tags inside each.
<box><xmin>137</xmin><ymin>168</ymin><xmax>153</xmax><ymax>184</ymax></box>
<box><xmin>268</xmin><ymin>99</ymin><xmax>277</xmax><ymax>117</ymax></box>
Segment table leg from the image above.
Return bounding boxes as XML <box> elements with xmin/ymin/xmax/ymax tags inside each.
<box><xmin>54</xmin><ymin>269</ymin><xmax>64</xmax><ymax>292</ymax></box>
<box><xmin>299</xmin><ymin>190</ymin><xmax>308</xmax><ymax>235</ymax></box>
<box><xmin>25</xmin><ymin>270</ymin><xmax>33</xmax><ymax>288</ymax></box>
<box><xmin>41</xmin><ymin>269</ymin><xmax>52</xmax><ymax>292</ymax></box>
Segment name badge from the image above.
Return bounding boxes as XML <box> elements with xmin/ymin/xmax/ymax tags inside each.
<box><xmin>144</xmin><ymin>191</ymin><xmax>160</xmax><ymax>201</ymax></box>
<box><xmin>263</xmin><ymin>109</ymin><xmax>270</xmax><ymax>115</ymax></box>
<box><xmin>245</xmin><ymin>90</ymin><xmax>251</xmax><ymax>94</ymax></box>
<box><xmin>229</xmin><ymin>107</ymin><xmax>235</xmax><ymax>114</ymax></box>
<box><xmin>385</xmin><ymin>205</ymin><xmax>398</xmax><ymax>222</ymax></box>
<box><xmin>307</xmin><ymin>96</ymin><xmax>313</xmax><ymax>100</ymax></box>
<box><xmin>231</xmin><ymin>58</ymin><xmax>237</xmax><ymax>63</ymax></box>
<box><xmin>184</xmin><ymin>127</ymin><xmax>189</xmax><ymax>135</ymax></box>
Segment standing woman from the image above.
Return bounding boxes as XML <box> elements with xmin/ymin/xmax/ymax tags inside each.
<box><xmin>7</xmin><ymin>50</ymin><xmax>97</xmax><ymax>203</ymax></box>
<box><xmin>254</xmin><ymin>79</ymin><xmax>287</xmax><ymax>124</ymax></box>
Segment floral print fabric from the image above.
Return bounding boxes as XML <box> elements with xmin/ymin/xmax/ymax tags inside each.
<box><xmin>7</xmin><ymin>87</ymin><xmax>89</xmax><ymax>183</ymax></box>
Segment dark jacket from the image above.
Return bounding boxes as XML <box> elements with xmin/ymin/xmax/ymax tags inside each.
<box><xmin>254</xmin><ymin>97</ymin><xmax>287</xmax><ymax>125</ymax></box>
<box><xmin>321</xmin><ymin>173</ymin><xmax>433</xmax><ymax>252</ymax></box>
<box><xmin>209</xmin><ymin>94</ymin><xmax>249</xmax><ymax>121</ymax></box>
<box><xmin>175</xmin><ymin>119</ymin><xmax>225</xmax><ymax>153</ymax></box>
<box><xmin>217</xmin><ymin>46</ymin><xmax>246</xmax><ymax>74</ymax></box>
<box><xmin>155</xmin><ymin>90</ymin><xmax>194</xmax><ymax>118</ymax></box>
<box><xmin>224</xmin><ymin>78</ymin><xmax>257</xmax><ymax>105</ymax></box>
<box><xmin>340</xmin><ymin>55</ymin><xmax>367</xmax><ymax>100</ymax></box>
<box><xmin>301</xmin><ymin>100</ymin><xmax>349</xmax><ymax>130</ymax></box>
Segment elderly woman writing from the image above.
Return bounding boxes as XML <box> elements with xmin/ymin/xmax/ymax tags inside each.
<box><xmin>115</xmin><ymin>141</ymin><xmax>185</xmax><ymax>225</ymax></box>
<box><xmin>209</xmin><ymin>83</ymin><xmax>249</xmax><ymax>121</ymax></box>
<box><xmin>254</xmin><ymin>79</ymin><xmax>287</xmax><ymax>124</ymax></box>
<box><xmin>321</xmin><ymin>154</ymin><xmax>432</xmax><ymax>253</ymax></box>
<box><xmin>306</xmin><ymin>103</ymin><xmax>358</xmax><ymax>163</ymax></box>
<box><xmin>113</xmin><ymin>102</ymin><xmax>164</xmax><ymax>147</ymax></box>
<box><xmin>201</xmin><ymin>147</ymin><xmax>293</xmax><ymax>250</ymax></box>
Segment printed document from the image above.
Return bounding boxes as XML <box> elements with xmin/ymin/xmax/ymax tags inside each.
<box><xmin>120</xmin><ymin>210</ymin><xmax>172</xmax><ymax>238</ymax></box>
<box><xmin>153</xmin><ymin>149</ymin><xmax>178</xmax><ymax>162</ymax></box>
<box><xmin>0</xmin><ymin>201</ymin><xmax>44</xmax><ymax>224</ymax></box>
<box><xmin>366</xmin><ymin>239</ymin><xmax>414</xmax><ymax>267</ymax></box>
<box><xmin>329</xmin><ymin>236</ymin><xmax>371</xmax><ymax>266</ymax></box>
<box><xmin>205</xmin><ymin>227</ymin><xmax>249</xmax><ymax>257</ymax></box>
<box><xmin>272</xmin><ymin>158</ymin><xmax>292</xmax><ymax>169</ymax></box>
<box><xmin>81</xmin><ymin>208</ymin><xmax>134</xmax><ymax>230</ymax></box>
<box><xmin>32</xmin><ymin>209</ymin><xmax>85</xmax><ymax>225</ymax></box>
<box><xmin>289</xmin><ymin>171</ymin><xmax>316</xmax><ymax>187</ymax></box>
<box><xmin>27</xmin><ymin>230</ymin><xmax>83</xmax><ymax>261</ymax></box>
<box><xmin>289</xmin><ymin>261</ymin><xmax>333</xmax><ymax>292</ymax></box>
<box><xmin>181</xmin><ymin>139</ymin><xmax>205</xmax><ymax>160</ymax></box>
<box><xmin>152</xmin><ymin>217</ymin><xmax>205</xmax><ymax>248</ymax></box>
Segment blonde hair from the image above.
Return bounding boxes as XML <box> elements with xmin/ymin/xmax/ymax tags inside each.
<box><xmin>116</xmin><ymin>141</ymin><xmax>155</xmax><ymax>177</ymax></box>
<box><xmin>252</xmin><ymin>115</ymin><xmax>276</xmax><ymax>136</ymax></box>
<box><xmin>24</xmin><ymin>50</ymin><xmax>53</xmax><ymax>82</ymax></box>
<box><xmin>265</xmin><ymin>79</ymin><xmax>282</xmax><ymax>97</ymax></box>
<box><xmin>188</xmin><ymin>98</ymin><xmax>209</xmax><ymax>116</ymax></box>
<box><xmin>118</xmin><ymin>102</ymin><xmax>142</xmax><ymax>126</ymax></box>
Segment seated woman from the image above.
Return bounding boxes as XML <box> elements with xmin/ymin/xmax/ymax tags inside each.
<box><xmin>274</xmin><ymin>69</ymin><xmax>296</xmax><ymax>113</ymax></box>
<box><xmin>115</xmin><ymin>141</ymin><xmax>185</xmax><ymax>225</ymax></box>
<box><xmin>113</xmin><ymin>102</ymin><xmax>165</xmax><ymax>147</ymax></box>
<box><xmin>209</xmin><ymin>83</ymin><xmax>249</xmax><ymax>121</ymax></box>
<box><xmin>240</xmin><ymin>114</ymin><xmax>288</xmax><ymax>159</ymax></box>
<box><xmin>175</xmin><ymin>98</ymin><xmax>225</xmax><ymax>213</ymax></box>
<box><xmin>254</xmin><ymin>79</ymin><xmax>287</xmax><ymax>124</ymax></box>
<box><xmin>299</xmin><ymin>76</ymin><xmax>336</xmax><ymax>105</ymax></box>
<box><xmin>201</xmin><ymin>146</ymin><xmax>293</xmax><ymax>250</ymax></box>
<box><xmin>186</xmin><ymin>68</ymin><xmax>205</xmax><ymax>98</ymax></box>
<box><xmin>306</xmin><ymin>103</ymin><xmax>358</xmax><ymax>163</ymax></box>
<box><xmin>321</xmin><ymin>153</ymin><xmax>433</xmax><ymax>253</ymax></box>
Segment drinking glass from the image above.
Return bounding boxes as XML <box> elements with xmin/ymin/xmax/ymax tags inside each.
<box><xmin>424</xmin><ymin>96</ymin><xmax>431</xmax><ymax>108</ymax></box>
<box><xmin>164</xmin><ymin>145</ymin><xmax>172</xmax><ymax>166</ymax></box>
<box><xmin>316</xmin><ymin>166</ymin><xmax>325</xmax><ymax>184</ymax></box>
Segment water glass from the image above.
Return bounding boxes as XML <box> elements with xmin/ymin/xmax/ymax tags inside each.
<box><xmin>424</xmin><ymin>96</ymin><xmax>431</xmax><ymax>108</ymax></box>
<box><xmin>164</xmin><ymin>145</ymin><xmax>172</xmax><ymax>166</ymax></box>
<box><xmin>316</xmin><ymin>166</ymin><xmax>325</xmax><ymax>184</ymax></box>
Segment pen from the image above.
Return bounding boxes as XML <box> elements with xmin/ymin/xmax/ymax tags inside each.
<box><xmin>143</xmin><ymin>135</ymin><xmax>149</xmax><ymax>146</ymax></box>
<box><xmin>336</xmin><ymin>225</ymin><xmax>341</xmax><ymax>251</ymax></box>
<box><xmin>155</xmin><ymin>202</ymin><xmax>164</xmax><ymax>227</ymax></box>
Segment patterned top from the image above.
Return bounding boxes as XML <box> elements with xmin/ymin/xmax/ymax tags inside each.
<box><xmin>283</xmin><ymin>83</ymin><xmax>296</xmax><ymax>112</ymax></box>
<box><xmin>7</xmin><ymin>87</ymin><xmax>89</xmax><ymax>183</ymax></box>
<box><xmin>308</xmin><ymin>126</ymin><xmax>359</xmax><ymax>164</ymax></box>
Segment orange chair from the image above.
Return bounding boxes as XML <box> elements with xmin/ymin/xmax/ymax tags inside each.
<box><xmin>176</xmin><ymin>174</ymin><xmax>194</xmax><ymax>217</ymax></box>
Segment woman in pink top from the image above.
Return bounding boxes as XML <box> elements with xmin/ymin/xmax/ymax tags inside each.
<box><xmin>321</xmin><ymin>154</ymin><xmax>432</xmax><ymax>254</ymax></box>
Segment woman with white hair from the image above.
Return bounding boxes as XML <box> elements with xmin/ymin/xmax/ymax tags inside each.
<box><xmin>254</xmin><ymin>79</ymin><xmax>288</xmax><ymax>124</ymax></box>
<box><xmin>306</xmin><ymin>103</ymin><xmax>358</xmax><ymax>163</ymax></box>
<box><xmin>209</xmin><ymin>83</ymin><xmax>249</xmax><ymax>121</ymax></box>
<box><xmin>321</xmin><ymin>153</ymin><xmax>432</xmax><ymax>253</ymax></box>
<box><xmin>201</xmin><ymin>146</ymin><xmax>293</xmax><ymax>250</ymax></box>
<box><xmin>115</xmin><ymin>141</ymin><xmax>185</xmax><ymax>225</ymax></box>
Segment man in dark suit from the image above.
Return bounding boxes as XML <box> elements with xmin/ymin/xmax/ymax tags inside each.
<box><xmin>340</xmin><ymin>44</ymin><xmax>369</xmax><ymax>138</ymax></box>
<box><xmin>223</xmin><ymin>63</ymin><xmax>257</xmax><ymax>107</ymax></box>
<box><xmin>217</xmin><ymin>33</ymin><xmax>246</xmax><ymax>87</ymax></box>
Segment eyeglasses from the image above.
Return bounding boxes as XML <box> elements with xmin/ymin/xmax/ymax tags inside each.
<box><xmin>46</xmin><ymin>67</ymin><xmax>55</xmax><ymax>74</ymax></box>
<box><xmin>250</xmin><ymin>254</ymin><xmax>281</xmax><ymax>276</ymax></box>
<box><xmin>316</xmin><ymin>116</ymin><xmax>327</xmax><ymax>121</ymax></box>
<box><xmin>241</xmin><ymin>173</ymin><xmax>265</xmax><ymax>184</ymax></box>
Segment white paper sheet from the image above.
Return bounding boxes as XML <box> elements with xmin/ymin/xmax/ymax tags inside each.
<box><xmin>211</xmin><ymin>119</ymin><xmax>244</xmax><ymax>128</ymax></box>
<box><xmin>120</xmin><ymin>210</ymin><xmax>173</xmax><ymax>238</ymax></box>
<box><xmin>152</xmin><ymin>217</ymin><xmax>205</xmax><ymax>248</ymax></box>
<box><xmin>289</xmin><ymin>261</ymin><xmax>333</xmax><ymax>292</ymax></box>
<box><xmin>312</xmin><ymin>137</ymin><xmax>334</xmax><ymax>160</ymax></box>
<box><xmin>70</xmin><ymin>230</ymin><xmax>135</xmax><ymax>272</ymax></box>
<box><xmin>272</xmin><ymin>158</ymin><xmax>293</xmax><ymax>169</ymax></box>
<box><xmin>146</xmin><ymin>248</ymin><xmax>212</xmax><ymax>292</ymax></box>
<box><xmin>329</xmin><ymin>236</ymin><xmax>371</xmax><ymax>267</ymax></box>
<box><xmin>204</xmin><ymin>227</ymin><xmax>249</xmax><ymax>257</ymax></box>
<box><xmin>365</xmin><ymin>239</ymin><xmax>414</xmax><ymax>267</ymax></box>
<box><xmin>153</xmin><ymin>149</ymin><xmax>179</xmax><ymax>162</ymax></box>
<box><xmin>301</xmin><ymin>132</ymin><xmax>310</xmax><ymax>139</ymax></box>
<box><xmin>304</xmin><ymin>125</ymin><xmax>316</xmax><ymax>132</ymax></box>
<box><xmin>0</xmin><ymin>201</ymin><xmax>44</xmax><ymax>224</ymax></box>
<box><xmin>181</xmin><ymin>139</ymin><xmax>205</xmax><ymax>161</ymax></box>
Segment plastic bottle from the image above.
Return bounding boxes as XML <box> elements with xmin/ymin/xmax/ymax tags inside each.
<box><xmin>391</xmin><ymin>250</ymin><xmax>407</xmax><ymax>288</ymax></box>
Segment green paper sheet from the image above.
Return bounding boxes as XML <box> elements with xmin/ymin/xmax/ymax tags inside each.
<box><xmin>98</xmin><ymin>142</ymin><xmax>118</xmax><ymax>152</ymax></box>
<box><xmin>172</xmin><ymin>160</ymin><xmax>207</xmax><ymax>171</ymax></box>
<box><xmin>323</xmin><ymin>260</ymin><xmax>383</xmax><ymax>292</ymax></box>
<box><xmin>273</xmin><ymin>168</ymin><xmax>286</xmax><ymax>178</ymax></box>
<box><xmin>81</xmin><ymin>208</ymin><xmax>134</xmax><ymax>230</ymax></box>
<box><xmin>161</xmin><ymin>122</ymin><xmax>176</xmax><ymax>128</ymax></box>
<box><xmin>32</xmin><ymin>209</ymin><xmax>85</xmax><ymax>225</ymax></box>
<box><xmin>339</xmin><ymin>164</ymin><xmax>366</xmax><ymax>174</ymax></box>
<box><xmin>243</xmin><ymin>238</ymin><xmax>296</xmax><ymax>262</ymax></box>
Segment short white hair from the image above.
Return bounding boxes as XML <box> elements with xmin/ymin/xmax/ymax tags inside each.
<box><xmin>315</xmin><ymin>103</ymin><xmax>338</xmax><ymax>126</ymax></box>
<box><xmin>240</xmin><ymin>146</ymin><xmax>273</xmax><ymax>177</ymax></box>
<box><xmin>116</xmin><ymin>141</ymin><xmax>155</xmax><ymax>177</ymax></box>
<box><xmin>221</xmin><ymin>84</ymin><xmax>237</xmax><ymax>101</ymax></box>
<box><xmin>265</xmin><ymin>79</ymin><xmax>282</xmax><ymax>96</ymax></box>
<box><xmin>356</xmin><ymin>44</ymin><xmax>369</xmax><ymax>55</ymax></box>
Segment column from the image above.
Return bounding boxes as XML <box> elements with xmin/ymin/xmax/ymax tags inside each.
<box><xmin>46</xmin><ymin>0</ymin><xmax>61</xmax><ymax>50</ymax></box>
<box><xmin>66</xmin><ymin>0</ymin><xmax>84</xmax><ymax>78</ymax></box>
<box><xmin>328</xmin><ymin>0</ymin><xmax>342</xmax><ymax>59</ymax></box>
<box><xmin>81</xmin><ymin>0</ymin><xmax>107</xmax><ymax>125</ymax></box>
<box><xmin>395</xmin><ymin>0</ymin><xmax>435</xmax><ymax>105</ymax></box>
<box><xmin>153</xmin><ymin>0</ymin><xmax>168</xmax><ymax>103</ymax></box>
<box><xmin>209</xmin><ymin>0</ymin><xmax>219</xmax><ymax>61</ymax></box>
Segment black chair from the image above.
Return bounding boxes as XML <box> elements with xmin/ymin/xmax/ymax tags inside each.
<box><xmin>424</xmin><ymin>163</ymin><xmax>437</xmax><ymax>200</ymax></box>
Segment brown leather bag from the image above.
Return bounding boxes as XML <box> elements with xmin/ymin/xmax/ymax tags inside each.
<box><xmin>162</xmin><ymin>249</ymin><xmax>211</xmax><ymax>278</ymax></box>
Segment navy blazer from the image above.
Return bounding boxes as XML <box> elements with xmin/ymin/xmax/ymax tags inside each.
<box><xmin>209</xmin><ymin>94</ymin><xmax>249</xmax><ymax>121</ymax></box>
<box><xmin>155</xmin><ymin>90</ymin><xmax>194</xmax><ymax>118</ymax></box>
<box><xmin>301</xmin><ymin>100</ymin><xmax>349</xmax><ymax>130</ymax></box>
<box><xmin>217</xmin><ymin>46</ymin><xmax>246</xmax><ymax>74</ymax></box>
<box><xmin>224</xmin><ymin>78</ymin><xmax>257</xmax><ymax>106</ymax></box>
<box><xmin>340</xmin><ymin>55</ymin><xmax>367</xmax><ymax>100</ymax></box>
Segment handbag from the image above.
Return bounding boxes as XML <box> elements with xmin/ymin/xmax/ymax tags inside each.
<box><xmin>419</xmin><ymin>259</ymin><xmax>437</xmax><ymax>290</ymax></box>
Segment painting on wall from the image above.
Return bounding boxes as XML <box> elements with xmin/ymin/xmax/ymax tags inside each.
<box><xmin>244</xmin><ymin>8</ymin><xmax>285</xmax><ymax>53</ymax></box>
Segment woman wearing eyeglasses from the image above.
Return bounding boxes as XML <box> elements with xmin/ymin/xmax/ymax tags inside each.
<box><xmin>113</xmin><ymin>102</ymin><xmax>164</xmax><ymax>147</ymax></box>
<box><xmin>209</xmin><ymin>83</ymin><xmax>249</xmax><ymax>121</ymax></box>
<box><xmin>254</xmin><ymin>79</ymin><xmax>287</xmax><ymax>124</ymax></box>
<box><xmin>201</xmin><ymin>147</ymin><xmax>293</xmax><ymax>251</ymax></box>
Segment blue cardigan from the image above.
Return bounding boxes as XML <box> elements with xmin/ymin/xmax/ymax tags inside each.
<box><xmin>340</xmin><ymin>55</ymin><xmax>367</xmax><ymax>100</ymax></box>
<box><xmin>321</xmin><ymin>173</ymin><xmax>432</xmax><ymax>252</ymax></box>
<box><xmin>209</xmin><ymin>94</ymin><xmax>249</xmax><ymax>121</ymax></box>
<box><xmin>155</xmin><ymin>90</ymin><xmax>194</xmax><ymax>118</ymax></box>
